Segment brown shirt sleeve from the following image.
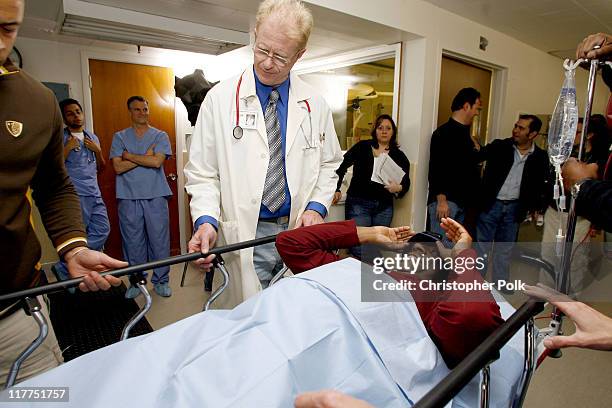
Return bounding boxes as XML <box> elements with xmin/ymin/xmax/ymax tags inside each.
<box><xmin>30</xmin><ymin>96</ymin><xmax>87</xmax><ymax>258</ymax></box>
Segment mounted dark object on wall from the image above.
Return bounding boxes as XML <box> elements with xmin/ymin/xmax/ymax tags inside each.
<box><xmin>175</xmin><ymin>69</ymin><xmax>218</xmax><ymax>126</ymax></box>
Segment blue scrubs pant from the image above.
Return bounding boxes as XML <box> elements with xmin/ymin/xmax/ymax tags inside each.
<box><xmin>54</xmin><ymin>195</ymin><xmax>110</xmax><ymax>278</ymax></box>
<box><xmin>118</xmin><ymin>197</ymin><xmax>170</xmax><ymax>284</ymax></box>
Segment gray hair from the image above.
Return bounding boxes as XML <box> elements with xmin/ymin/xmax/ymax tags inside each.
<box><xmin>255</xmin><ymin>0</ymin><xmax>313</xmax><ymax>49</ymax></box>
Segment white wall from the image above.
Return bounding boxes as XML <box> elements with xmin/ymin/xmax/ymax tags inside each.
<box><xmin>307</xmin><ymin>0</ymin><xmax>610</xmax><ymax>230</ymax></box>
<box><xmin>14</xmin><ymin>37</ymin><xmax>251</xmax><ymax>107</ymax></box>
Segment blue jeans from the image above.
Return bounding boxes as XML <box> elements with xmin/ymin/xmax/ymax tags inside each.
<box><xmin>476</xmin><ymin>200</ymin><xmax>520</xmax><ymax>282</ymax></box>
<box><xmin>427</xmin><ymin>200</ymin><xmax>464</xmax><ymax>248</ymax></box>
<box><xmin>254</xmin><ymin>219</ymin><xmax>289</xmax><ymax>288</ymax></box>
<box><xmin>345</xmin><ymin>195</ymin><xmax>393</xmax><ymax>261</ymax></box>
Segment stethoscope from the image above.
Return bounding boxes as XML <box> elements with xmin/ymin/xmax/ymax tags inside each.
<box><xmin>299</xmin><ymin>99</ymin><xmax>316</xmax><ymax>150</ymax></box>
<box><xmin>232</xmin><ymin>71</ymin><xmax>317</xmax><ymax>149</ymax></box>
<box><xmin>232</xmin><ymin>72</ymin><xmax>246</xmax><ymax>139</ymax></box>
<box><xmin>68</xmin><ymin>131</ymin><xmax>95</xmax><ymax>163</ymax></box>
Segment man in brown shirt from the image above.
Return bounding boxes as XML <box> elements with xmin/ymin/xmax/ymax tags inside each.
<box><xmin>0</xmin><ymin>0</ymin><xmax>126</xmax><ymax>386</ymax></box>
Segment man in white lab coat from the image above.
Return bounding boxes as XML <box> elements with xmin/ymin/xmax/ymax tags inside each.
<box><xmin>184</xmin><ymin>0</ymin><xmax>342</xmax><ymax>308</ymax></box>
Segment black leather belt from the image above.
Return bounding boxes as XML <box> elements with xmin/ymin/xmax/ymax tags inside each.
<box><xmin>259</xmin><ymin>216</ymin><xmax>289</xmax><ymax>225</ymax></box>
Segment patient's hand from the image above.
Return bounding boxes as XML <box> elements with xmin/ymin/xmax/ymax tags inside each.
<box><xmin>295</xmin><ymin>390</ymin><xmax>374</xmax><ymax>408</ymax></box>
<box><xmin>357</xmin><ymin>225</ymin><xmax>414</xmax><ymax>249</ymax></box>
<box><xmin>440</xmin><ymin>217</ymin><xmax>472</xmax><ymax>256</ymax></box>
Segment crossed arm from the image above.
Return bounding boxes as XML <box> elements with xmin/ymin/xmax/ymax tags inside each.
<box><xmin>112</xmin><ymin>145</ymin><xmax>165</xmax><ymax>175</ymax></box>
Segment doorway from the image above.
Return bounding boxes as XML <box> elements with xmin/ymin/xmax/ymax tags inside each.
<box><xmin>88</xmin><ymin>59</ymin><xmax>181</xmax><ymax>259</ymax></box>
<box><xmin>438</xmin><ymin>55</ymin><xmax>493</xmax><ymax>145</ymax></box>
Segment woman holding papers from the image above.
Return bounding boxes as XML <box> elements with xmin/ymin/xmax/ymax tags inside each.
<box><xmin>332</xmin><ymin>114</ymin><xmax>410</xmax><ymax>260</ymax></box>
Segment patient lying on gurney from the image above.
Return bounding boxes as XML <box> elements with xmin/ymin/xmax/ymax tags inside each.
<box><xmin>276</xmin><ymin>217</ymin><xmax>504</xmax><ymax>369</ymax></box>
<box><xmin>14</xmin><ymin>219</ymin><xmax>523</xmax><ymax>408</ymax></box>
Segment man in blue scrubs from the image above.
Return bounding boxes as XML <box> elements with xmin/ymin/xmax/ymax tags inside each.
<box><xmin>110</xmin><ymin>96</ymin><xmax>173</xmax><ymax>298</ymax></box>
<box><xmin>52</xmin><ymin>99</ymin><xmax>110</xmax><ymax>289</ymax></box>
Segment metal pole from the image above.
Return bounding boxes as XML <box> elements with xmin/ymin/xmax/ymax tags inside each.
<box><xmin>479</xmin><ymin>365</ymin><xmax>490</xmax><ymax>408</ymax></box>
<box><xmin>204</xmin><ymin>256</ymin><xmax>230</xmax><ymax>311</ymax></box>
<box><xmin>120</xmin><ymin>280</ymin><xmax>152</xmax><ymax>341</ymax></box>
<box><xmin>0</xmin><ymin>234</ymin><xmax>277</xmax><ymax>304</ymax></box>
<box><xmin>552</xmin><ymin>53</ymin><xmax>600</xmax><ymax>330</ymax></box>
<box><xmin>269</xmin><ymin>265</ymin><xmax>289</xmax><ymax>286</ymax></box>
<box><xmin>5</xmin><ymin>298</ymin><xmax>49</xmax><ymax>389</ymax></box>
<box><xmin>511</xmin><ymin>318</ymin><xmax>536</xmax><ymax>407</ymax></box>
<box><xmin>576</xmin><ymin>50</ymin><xmax>599</xmax><ymax>161</ymax></box>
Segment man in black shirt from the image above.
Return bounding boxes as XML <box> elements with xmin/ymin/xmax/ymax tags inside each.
<box><xmin>427</xmin><ymin>87</ymin><xmax>482</xmax><ymax>245</ymax></box>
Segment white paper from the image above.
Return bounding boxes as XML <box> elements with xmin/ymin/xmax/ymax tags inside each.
<box><xmin>370</xmin><ymin>154</ymin><xmax>386</xmax><ymax>184</ymax></box>
<box><xmin>375</xmin><ymin>154</ymin><xmax>406</xmax><ymax>186</ymax></box>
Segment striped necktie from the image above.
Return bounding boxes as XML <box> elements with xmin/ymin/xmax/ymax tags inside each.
<box><xmin>261</xmin><ymin>89</ymin><xmax>287</xmax><ymax>213</ymax></box>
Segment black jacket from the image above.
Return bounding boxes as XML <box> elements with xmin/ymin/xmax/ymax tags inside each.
<box><xmin>576</xmin><ymin>180</ymin><xmax>612</xmax><ymax>232</ymax></box>
<box><xmin>336</xmin><ymin>140</ymin><xmax>410</xmax><ymax>203</ymax></box>
<box><xmin>478</xmin><ymin>138</ymin><xmax>551</xmax><ymax>221</ymax></box>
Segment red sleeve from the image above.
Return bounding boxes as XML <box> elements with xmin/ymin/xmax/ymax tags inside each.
<box><xmin>275</xmin><ymin>220</ymin><xmax>360</xmax><ymax>273</ymax></box>
<box><xmin>391</xmin><ymin>249</ymin><xmax>504</xmax><ymax>368</ymax></box>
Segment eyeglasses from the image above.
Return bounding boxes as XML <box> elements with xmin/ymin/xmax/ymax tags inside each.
<box><xmin>253</xmin><ymin>45</ymin><xmax>296</xmax><ymax>67</ymax></box>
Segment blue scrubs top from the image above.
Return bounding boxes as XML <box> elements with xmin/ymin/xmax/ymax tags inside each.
<box><xmin>63</xmin><ymin>129</ymin><xmax>102</xmax><ymax>197</ymax></box>
<box><xmin>110</xmin><ymin>126</ymin><xmax>173</xmax><ymax>200</ymax></box>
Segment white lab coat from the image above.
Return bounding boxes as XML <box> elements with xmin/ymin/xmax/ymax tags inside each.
<box><xmin>184</xmin><ymin>68</ymin><xmax>343</xmax><ymax>308</ymax></box>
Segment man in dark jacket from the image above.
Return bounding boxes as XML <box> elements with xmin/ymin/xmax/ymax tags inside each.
<box><xmin>475</xmin><ymin>115</ymin><xmax>550</xmax><ymax>292</ymax></box>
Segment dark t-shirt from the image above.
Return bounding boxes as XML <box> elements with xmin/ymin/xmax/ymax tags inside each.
<box><xmin>427</xmin><ymin>118</ymin><xmax>481</xmax><ymax>206</ymax></box>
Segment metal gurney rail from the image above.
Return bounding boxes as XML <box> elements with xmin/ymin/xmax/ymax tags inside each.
<box><xmin>0</xmin><ymin>234</ymin><xmax>277</xmax><ymax>304</ymax></box>
<box><xmin>1</xmin><ymin>234</ymin><xmax>277</xmax><ymax>389</ymax></box>
<box><xmin>414</xmin><ymin>299</ymin><xmax>546</xmax><ymax>408</ymax></box>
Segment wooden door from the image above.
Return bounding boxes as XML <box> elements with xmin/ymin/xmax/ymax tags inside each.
<box><xmin>438</xmin><ymin>56</ymin><xmax>492</xmax><ymax>145</ymax></box>
<box><xmin>89</xmin><ymin>59</ymin><xmax>180</xmax><ymax>258</ymax></box>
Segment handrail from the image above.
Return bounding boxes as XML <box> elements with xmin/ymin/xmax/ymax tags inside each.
<box><xmin>413</xmin><ymin>299</ymin><xmax>545</xmax><ymax>408</ymax></box>
<box><xmin>0</xmin><ymin>235</ymin><xmax>277</xmax><ymax>304</ymax></box>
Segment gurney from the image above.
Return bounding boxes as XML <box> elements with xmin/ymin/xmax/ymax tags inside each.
<box><xmin>5</xmin><ymin>258</ymin><xmax>531</xmax><ymax>408</ymax></box>
<box><xmin>0</xmin><ymin>226</ymin><xmax>571</xmax><ymax>408</ymax></box>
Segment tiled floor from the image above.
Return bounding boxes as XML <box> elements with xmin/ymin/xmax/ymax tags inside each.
<box><xmin>119</xmin><ymin>222</ymin><xmax>612</xmax><ymax>407</ymax></box>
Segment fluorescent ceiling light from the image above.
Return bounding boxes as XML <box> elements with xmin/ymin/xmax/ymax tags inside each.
<box><xmin>61</xmin><ymin>0</ymin><xmax>250</xmax><ymax>55</ymax></box>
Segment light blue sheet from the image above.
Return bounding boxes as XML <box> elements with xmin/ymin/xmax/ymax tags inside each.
<box><xmin>13</xmin><ymin>259</ymin><xmax>525</xmax><ymax>407</ymax></box>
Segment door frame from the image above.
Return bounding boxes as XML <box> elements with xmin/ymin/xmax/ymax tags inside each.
<box><xmin>295</xmin><ymin>43</ymin><xmax>402</xmax><ymax>128</ymax></box>
<box><xmin>436</xmin><ymin>49</ymin><xmax>507</xmax><ymax>145</ymax></box>
<box><xmin>80</xmin><ymin>50</ymin><xmax>188</xmax><ymax>254</ymax></box>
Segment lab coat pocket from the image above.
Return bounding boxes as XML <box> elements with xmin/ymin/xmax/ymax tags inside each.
<box><xmin>300</xmin><ymin>147</ymin><xmax>321</xmax><ymax>180</ymax></box>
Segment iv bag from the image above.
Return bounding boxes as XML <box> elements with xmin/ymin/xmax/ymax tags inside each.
<box><xmin>548</xmin><ymin>68</ymin><xmax>579</xmax><ymax>166</ymax></box>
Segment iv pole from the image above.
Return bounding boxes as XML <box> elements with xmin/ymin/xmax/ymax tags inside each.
<box><xmin>551</xmin><ymin>46</ymin><xmax>611</xmax><ymax>329</ymax></box>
